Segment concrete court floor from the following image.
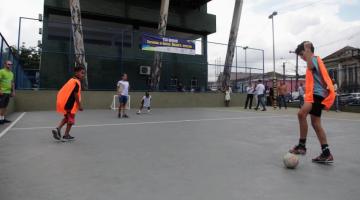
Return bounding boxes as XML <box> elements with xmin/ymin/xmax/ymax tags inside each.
<box><xmin>0</xmin><ymin>107</ymin><xmax>359</xmax><ymax>200</ymax></box>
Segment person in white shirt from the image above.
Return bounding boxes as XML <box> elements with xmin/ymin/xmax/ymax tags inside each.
<box><xmin>137</xmin><ymin>92</ymin><xmax>151</xmax><ymax>114</ymax></box>
<box><xmin>298</xmin><ymin>83</ymin><xmax>305</xmax><ymax>108</ymax></box>
<box><xmin>224</xmin><ymin>86</ymin><xmax>231</xmax><ymax>107</ymax></box>
<box><xmin>117</xmin><ymin>73</ymin><xmax>130</xmax><ymax>118</ymax></box>
<box><xmin>254</xmin><ymin>80</ymin><xmax>266</xmax><ymax>111</ymax></box>
<box><xmin>244</xmin><ymin>83</ymin><xmax>254</xmax><ymax>109</ymax></box>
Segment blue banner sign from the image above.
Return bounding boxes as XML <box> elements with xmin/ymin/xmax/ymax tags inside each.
<box><xmin>141</xmin><ymin>33</ymin><xmax>196</xmax><ymax>55</ymax></box>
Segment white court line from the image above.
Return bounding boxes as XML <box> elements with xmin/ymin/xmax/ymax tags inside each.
<box><xmin>0</xmin><ymin>112</ymin><xmax>26</xmax><ymax>139</ymax></box>
<box><xmin>323</xmin><ymin>117</ymin><xmax>360</xmax><ymax>122</ymax></box>
<box><xmin>11</xmin><ymin>115</ymin><xmax>286</xmax><ymax>131</ymax></box>
<box><xmin>205</xmin><ymin>108</ymin><xmax>360</xmax><ymax>122</ymax></box>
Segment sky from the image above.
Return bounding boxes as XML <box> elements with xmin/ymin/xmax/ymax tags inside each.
<box><xmin>0</xmin><ymin>0</ymin><xmax>359</xmax><ymax>81</ymax></box>
<box><xmin>207</xmin><ymin>0</ymin><xmax>360</xmax><ymax>80</ymax></box>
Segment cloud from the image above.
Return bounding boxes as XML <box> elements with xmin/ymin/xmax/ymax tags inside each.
<box><xmin>0</xmin><ymin>0</ymin><xmax>44</xmax><ymax>48</ymax></box>
<box><xmin>342</xmin><ymin>0</ymin><xmax>360</xmax><ymax>5</ymax></box>
<box><xmin>207</xmin><ymin>0</ymin><xmax>360</xmax><ymax>77</ymax></box>
<box><xmin>1</xmin><ymin>0</ymin><xmax>359</xmax><ymax>81</ymax></box>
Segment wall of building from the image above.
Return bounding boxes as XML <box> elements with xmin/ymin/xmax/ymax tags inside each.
<box><xmin>43</xmin><ymin>0</ymin><xmax>216</xmax><ymax>34</ymax></box>
<box><xmin>324</xmin><ymin>48</ymin><xmax>360</xmax><ymax>93</ymax></box>
<box><xmin>327</xmin><ymin>60</ymin><xmax>360</xmax><ymax>93</ymax></box>
<box><xmin>40</xmin><ymin>0</ymin><xmax>215</xmax><ymax>90</ymax></box>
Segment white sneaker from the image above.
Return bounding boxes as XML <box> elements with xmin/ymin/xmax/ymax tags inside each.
<box><xmin>137</xmin><ymin>111</ymin><xmax>141</xmax><ymax>114</ymax></box>
<box><xmin>147</xmin><ymin>110</ymin><xmax>151</xmax><ymax>113</ymax></box>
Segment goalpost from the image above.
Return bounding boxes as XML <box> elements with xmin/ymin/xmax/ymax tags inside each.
<box><xmin>110</xmin><ymin>95</ymin><xmax>131</xmax><ymax>110</ymax></box>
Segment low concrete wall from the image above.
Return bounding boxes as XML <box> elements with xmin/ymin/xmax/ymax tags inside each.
<box><xmin>13</xmin><ymin>90</ymin><xmax>247</xmax><ymax>112</ymax></box>
<box><xmin>10</xmin><ymin>91</ymin><xmax>360</xmax><ymax>113</ymax></box>
<box><xmin>7</xmin><ymin>98</ymin><xmax>15</xmax><ymax>114</ymax></box>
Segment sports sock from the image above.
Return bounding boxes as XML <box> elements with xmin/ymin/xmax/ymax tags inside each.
<box><xmin>0</xmin><ymin>115</ymin><xmax>4</xmax><ymax>120</ymax></box>
<box><xmin>321</xmin><ymin>144</ymin><xmax>330</xmax><ymax>156</ymax></box>
<box><xmin>298</xmin><ymin>138</ymin><xmax>306</xmax><ymax>147</ymax></box>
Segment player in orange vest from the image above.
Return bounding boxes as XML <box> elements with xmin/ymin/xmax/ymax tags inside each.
<box><xmin>52</xmin><ymin>66</ymin><xmax>85</xmax><ymax>141</ymax></box>
<box><xmin>289</xmin><ymin>41</ymin><xmax>335</xmax><ymax>163</ymax></box>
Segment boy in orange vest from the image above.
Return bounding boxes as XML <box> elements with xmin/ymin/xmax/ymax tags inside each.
<box><xmin>52</xmin><ymin>66</ymin><xmax>85</xmax><ymax>140</ymax></box>
<box><xmin>290</xmin><ymin>41</ymin><xmax>335</xmax><ymax>163</ymax></box>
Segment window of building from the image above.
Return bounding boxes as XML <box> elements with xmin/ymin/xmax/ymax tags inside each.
<box><xmin>349</xmin><ymin>67</ymin><xmax>354</xmax><ymax>84</ymax></box>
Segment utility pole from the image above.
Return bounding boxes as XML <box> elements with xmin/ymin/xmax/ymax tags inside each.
<box><xmin>289</xmin><ymin>50</ymin><xmax>299</xmax><ymax>90</ymax></box>
<box><xmin>283</xmin><ymin>62</ymin><xmax>286</xmax><ymax>82</ymax></box>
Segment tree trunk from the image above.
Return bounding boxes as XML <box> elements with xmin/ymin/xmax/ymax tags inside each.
<box><xmin>70</xmin><ymin>0</ymin><xmax>88</xmax><ymax>89</ymax></box>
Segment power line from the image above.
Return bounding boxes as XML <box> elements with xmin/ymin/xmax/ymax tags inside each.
<box><xmin>317</xmin><ymin>29</ymin><xmax>360</xmax><ymax>49</ymax></box>
<box><xmin>277</xmin><ymin>0</ymin><xmax>330</xmax><ymax>14</ymax></box>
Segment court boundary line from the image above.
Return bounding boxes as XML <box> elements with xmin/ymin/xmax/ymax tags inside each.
<box><xmin>205</xmin><ymin>108</ymin><xmax>360</xmax><ymax>122</ymax></box>
<box><xmin>0</xmin><ymin>112</ymin><xmax>26</xmax><ymax>139</ymax></box>
<box><xmin>11</xmin><ymin>115</ymin><xmax>286</xmax><ymax>131</ymax></box>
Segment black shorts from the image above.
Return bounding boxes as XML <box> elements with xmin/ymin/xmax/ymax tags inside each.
<box><xmin>309</xmin><ymin>95</ymin><xmax>325</xmax><ymax>117</ymax></box>
<box><xmin>0</xmin><ymin>94</ymin><xmax>11</xmax><ymax>108</ymax></box>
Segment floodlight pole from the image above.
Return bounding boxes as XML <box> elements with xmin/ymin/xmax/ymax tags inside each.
<box><xmin>269</xmin><ymin>11</ymin><xmax>278</xmax><ymax>108</ymax></box>
<box><xmin>17</xmin><ymin>15</ymin><xmax>43</xmax><ymax>55</ymax></box>
<box><xmin>16</xmin><ymin>15</ymin><xmax>42</xmax><ymax>89</ymax></box>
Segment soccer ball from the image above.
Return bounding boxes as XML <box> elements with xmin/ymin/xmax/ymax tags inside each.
<box><xmin>283</xmin><ymin>152</ymin><xmax>299</xmax><ymax>169</ymax></box>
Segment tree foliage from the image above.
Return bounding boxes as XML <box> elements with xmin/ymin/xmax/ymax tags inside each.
<box><xmin>10</xmin><ymin>46</ymin><xmax>40</xmax><ymax>70</ymax></box>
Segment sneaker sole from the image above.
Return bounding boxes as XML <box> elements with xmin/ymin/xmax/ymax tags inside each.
<box><xmin>60</xmin><ymin>139</ymin><xmax>75</xmax><ymax>143</ymax></box>
<box><xmin>312</xmin><ymin>160</ymin><xmax>334</xmax><ymax>164</ymax></box>
<box><xmin>62</xmin><ymin>138</ymin><xmax>75</xmax><ymax>141</ymax></box>
<box><xmin>289</xmin><ymin>150</ymin><xmax>306</xmax><ymax>155</ymax></box>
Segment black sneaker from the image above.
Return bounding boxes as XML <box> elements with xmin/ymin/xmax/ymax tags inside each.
<box><xmin>118</xmin><ymin>113</ymin><xmax>121</xmax><ymax>118</ymax></box>
<box><xmin>3</xmin><ymin>119</ymin><xmax>11</xmax><ymax>123</ymax></box>
<box><xmin>0</xmin><ymin>120</ymin><xmax>4</xmax><ymax>125</ymax></box>
<box><xmin>52</xmin><ymin>129</ymin><xmax>61</xmax><ymax>140</ymax></box>
<box><xmin>289</xmin><ymin>144</ymin><xmax>307</xmax><ymax>155</ymax></box>
<box><xmin>63</xmin><ymin>135</ymin><xmax>75</xmax><ymax>140</ymax></box>
<box><xmin>123</xmin><ymin>114</ymin><xmax>129</xmax><ymax>118</ymax></box>
<box><xmin>312</xmin><ymin>153</ymin><xmax>334</xmax><ymax>164</ymax></box>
